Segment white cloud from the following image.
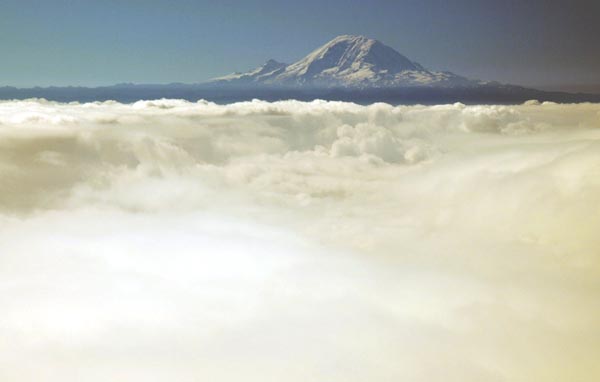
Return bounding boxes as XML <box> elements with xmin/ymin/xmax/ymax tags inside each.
<box><xmin>1</xmin><ymin>99</ymin><xmax>600</xmax><ymax>381</ymax></box>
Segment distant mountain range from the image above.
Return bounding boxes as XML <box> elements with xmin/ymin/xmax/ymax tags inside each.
<box><xmin>210</xmin><ymin>35</ymin><xmax>477</xmax><ymax>88</ymax></box>
<box><xmin>1</xmin><ymin>35</ymin><xmax>599</xmax><ymax>104</ymax></box>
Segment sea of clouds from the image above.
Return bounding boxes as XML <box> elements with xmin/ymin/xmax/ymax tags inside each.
<box><xmin>1</xmin><ymin>99</ymin><xmax>599</xmax><ymax>381</ymax></box>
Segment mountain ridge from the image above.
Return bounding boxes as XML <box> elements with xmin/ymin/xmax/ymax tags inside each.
<box><xmin>2</xmin><ymin>35</ymin><xmax>600</xmax><ymax>104</ymax></box>
<box><xmin>210</xmin><ymin>35</ymin><xmax>479</xmax><ymax>88</ymax></box>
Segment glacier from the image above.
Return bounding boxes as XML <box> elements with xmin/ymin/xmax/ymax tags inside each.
<box><xmin>211</xmin><ymin>35</ymin><xmax>476</xmax><ymax>88</ymax></box>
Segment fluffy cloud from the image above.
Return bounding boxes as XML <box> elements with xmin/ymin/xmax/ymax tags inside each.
<box><xmin>1</xmin><ymin>99</ymin><xmax>599</xmax><ymax>381</ymax></box>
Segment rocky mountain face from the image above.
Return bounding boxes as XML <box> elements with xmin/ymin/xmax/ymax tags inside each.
<box><xmin>211</xmin><ymin>35</ymin><xmax>477</xmax><ymax>88</ymax></box>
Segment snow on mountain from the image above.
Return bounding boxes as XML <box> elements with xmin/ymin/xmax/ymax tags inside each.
<box><xmin>213</xmin><ymin>59</ymin><xmax>287</xmax><ymax>83</ymax></box>
<box><xmin>210</xmin><ymin>35</ymin><xmax>477</xmax><ymax>88</ymax></box>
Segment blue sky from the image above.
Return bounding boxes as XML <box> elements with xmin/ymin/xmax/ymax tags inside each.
<box><xmin>1</xmin><ymin>0</ymin><xmax>599</xmax><ymax>89</ymax></box>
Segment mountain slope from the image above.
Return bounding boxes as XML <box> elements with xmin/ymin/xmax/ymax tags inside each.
<box><xmin>213</xmin><ymin>59</ymin><xmax>287</xmax><ymax>84</ymax></box>
<box><xmin>210</xmin><ymin>35</ymin><xmax>477</xmax><ymax>88</ymax></box>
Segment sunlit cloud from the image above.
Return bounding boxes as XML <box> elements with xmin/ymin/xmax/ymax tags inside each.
<box><xmin>1</xmin><ymin>99</ymin><xmax>599</xmax><ymax>381</ymax></box>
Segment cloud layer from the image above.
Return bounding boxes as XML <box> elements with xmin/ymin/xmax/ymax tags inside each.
<box><xmin>1</xmin><ymin>99</ymin><xmax>599</xmax><ymax>381</ymax></box>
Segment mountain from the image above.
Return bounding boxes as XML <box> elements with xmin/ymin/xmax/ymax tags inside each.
<box><xmin>210</xmin><ymin>35</ymin><xmax>478</xmax><ymax>88</ymax></box>
<box><xmin>214</xmin><ymin>59</ymin><xmax>288</xmax><ymax>84</ymax></box>
<box><xmin>2</xmin><ymin>34</ymin><xmax>600</xmax><ymax>104</ymax></box>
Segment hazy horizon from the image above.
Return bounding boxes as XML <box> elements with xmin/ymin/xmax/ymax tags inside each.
<box><xmin>4</xmin><ymin>78</ymin><xmax>600</xmax><ymax>96</ymax></box>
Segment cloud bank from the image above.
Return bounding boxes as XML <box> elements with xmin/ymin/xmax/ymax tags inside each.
<box><xmin>1</xmin><ymin>99</ymin><xmax>599</xmax><ymax>381</ymax></box>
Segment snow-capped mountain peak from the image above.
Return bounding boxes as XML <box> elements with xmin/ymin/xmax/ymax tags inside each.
<box><xmin>279</xmin><ymin>35</ymin><xmax>424</xmax><ymax>81</ymax></box>
<box><xmin>210</xmin><ymin>35</ymin><xmax>475</xmax><ymax>88</ymax></box>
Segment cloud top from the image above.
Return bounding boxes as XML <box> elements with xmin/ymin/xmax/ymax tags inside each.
<box><xmin>1</xmin><ymin>99</ymin><xmax>600</xmax><ymax>381</ymax></box>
